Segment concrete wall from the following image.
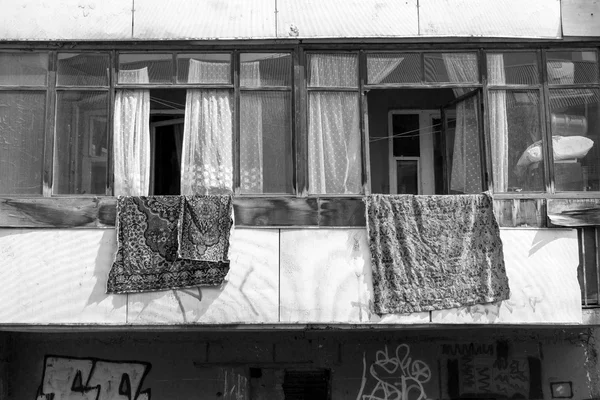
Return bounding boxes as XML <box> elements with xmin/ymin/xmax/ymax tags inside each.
<box><xmin>0</xmin><ymin>227</ymin><xmax>581</xmax><ymax>326</ymax></box>
<box><xmin>0</xmin><ymin>0</ymin><xmax>564</xmax><ymax>41</ymax></box>
<box><xmin>4</xmin><ymin>328</ymin><xmax>598</xmax><ymax>400</ymax></box>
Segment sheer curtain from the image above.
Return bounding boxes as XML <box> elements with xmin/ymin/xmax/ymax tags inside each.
<box><xmin>113</xmin><ymin>68</ymin><xmax>150</xmax><ymax>196</ymax></box>
<box><xmin>367</xmin><ymin>56</ymin><xmax>404</xmax><ymax>84</ymax></box>
<box><xmin>443</xmin><ymin>54</ymin><xmax>482</xmax><ymax>193</ymax></box>
<box><xmin>308</xmin><ymin>54</ymin><xmax>361</xmax><ymax>194</ymax></box>
<box><xmin>240</xmin><ymin>61</ymin><xmax>263</xmax><ymax>193</ymax></box>
<box><xmin>181</xmin><ymin>59</ymin><xmax>233</xmax><ymax>194</ymax></box>
<box><xmin>488</xmin><ymin>55</ymin><xmax>509</xmax><ymax>192</ymax></box>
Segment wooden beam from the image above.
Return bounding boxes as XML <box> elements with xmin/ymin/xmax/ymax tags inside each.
<box><xmin>0</xmin><ymin>196</ymin><xmax>555</xmax><ymax>229</ymax></box>
<box><xmin>233</xmin><ymin>197</ymin><xmax>318</xmax><ymax>227</ymax></box>
<box><xmin>0</xmin><ymin>197</ymin><xmax>116</xmax><ymax>228</ymax></box>
<box><xmin>319</xmin><ymin>198</ymin><xmax>365</xmax><ymax>227</ymax></box>
<box><xmin>548</xmin><ymin>198</ymin><xmax>600</xmax><ymax>227</ymax></box>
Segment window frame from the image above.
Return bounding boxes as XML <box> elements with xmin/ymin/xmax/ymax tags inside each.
<box><xmin>1</xmin><ymin>43</ymin><xmax>600</xmax><ymax>229</ymax></box>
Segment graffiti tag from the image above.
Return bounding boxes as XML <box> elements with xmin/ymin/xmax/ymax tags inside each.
<box><xmin>357</xmin><ymin>344</ymin><xmax>431</xmax><ymax>400</ymax></box>
<box><xmin>36</xmin><ymin>355</ymin><xmax>151</xmax><ymax>400</ymax></box>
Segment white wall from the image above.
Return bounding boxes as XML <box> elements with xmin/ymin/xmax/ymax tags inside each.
<box><xmin>0</xmin><ymin>227</ymin><xmax>581</xmax><ymax>326</ymax></box>
<box><xmin>0</xmin><ymin>0</ymin><xmax>563</xmax><ymax>40</ymax></box>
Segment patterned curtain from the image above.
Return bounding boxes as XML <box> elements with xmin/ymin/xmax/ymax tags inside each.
<box><xmin>113</xmin><ymin>68</ymin><xmax>150</xmax><ymax>196</ymax></box>
<box><xmin>181</xmin><ymin>59</ymin><xmax>233</xmax><ymax>194</ymax></box>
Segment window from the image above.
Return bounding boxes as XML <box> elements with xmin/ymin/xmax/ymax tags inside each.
<box><xmin>54</xmin><ymin>52</ymin><xmax>110</xmax><ymax>195</ymax></box>
<box><xmin>487</xmin><ymin>52</ymin><xmax>544</xmax><ymax>193</ymax></box>
<box><xmin>1</xmin><ymin>46</ymin><xmax>599</xmax><ymax>205</ymax></box>
<box><xmin>0</xmin><ymin>50</ymin><xmax>295</xmax><ymax>197</ymax></box>
<box><xmin>307</xmin><ymin>53</ymin><xmax>361</xmax><ymax>194</ymax></box>
<box><xmin>546</xmin><ymin>50</ymin><xmax>599</xmax><ymax>192</ymax></box>
<box><xmin>0</xmin><ymin>53</ymin><xmax>47</xmax><ymax>195</ymax></box>
<box><xmin>488</xmin><ymin>49</ymin><xmax>600</xmax><ymax>194</ymax></box>
<box><xmin>365</xmin><ymin>52</ymin><xmax>484</xmax><ymax>195</ymax></box>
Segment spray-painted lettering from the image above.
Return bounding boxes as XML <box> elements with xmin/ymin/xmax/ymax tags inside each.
<box><xmin>357</xmin><ymin>344</ymin><xmax>431</xmax><ymax>400</ymax></box>
<box><xmin>36</xmin><ymin>355</ymin><xmax>151</xmax><ymax>400</ymax></box>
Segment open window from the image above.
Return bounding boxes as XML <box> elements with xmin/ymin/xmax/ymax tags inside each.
<box><xmin>368</xmin><ymin>88</ymin><xmax>484</xmax><ymax>195</ymax></box>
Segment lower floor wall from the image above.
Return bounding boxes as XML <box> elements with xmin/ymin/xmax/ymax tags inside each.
<box><xmin>3</xmin><ymin>327</ymin><xmax>600</xmax><ymax>400</ymax></box>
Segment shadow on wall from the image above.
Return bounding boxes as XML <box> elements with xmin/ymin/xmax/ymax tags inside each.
<box><xmin>86</xmin><ymin>229</ymin><xmax>127</xmax><ymax>310</ymax></box>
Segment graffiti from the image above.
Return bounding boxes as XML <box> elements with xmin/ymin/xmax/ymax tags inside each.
<box><xmin>441</xmin><ymin>342</ymin><xmax>537</xmax><ymax>399</ymax></box>
<box><xmin>357</xmin><ymin>344</ymin><xmax>431</xmax><ymax>400</ymax></box>
<box><xmin>36</xmin><ymin>355</ymin><xmax>151</xmax><ymax>400</ymax></box>
<box><xmin>441</xmin><ymin>344</ymin><xmax>494</xmax><ymax>357</ymax></box>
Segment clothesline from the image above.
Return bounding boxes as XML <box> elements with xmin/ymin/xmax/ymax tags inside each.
<box><xmin>368</xmin><ymin>120</ymin><xmax>456</xmax><ymax>143</ymax></box>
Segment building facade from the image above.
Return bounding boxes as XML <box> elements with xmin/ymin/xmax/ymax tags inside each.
<box><xmin>1</xmin><ymin>0</ymin><xmax>600</xmax><ymax>399</ymax></box>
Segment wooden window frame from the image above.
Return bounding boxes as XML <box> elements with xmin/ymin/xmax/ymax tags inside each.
<box><xmin>0</xmin><ymin>43</ymin><xmax>599</xmax><ymax>228</ymax></box>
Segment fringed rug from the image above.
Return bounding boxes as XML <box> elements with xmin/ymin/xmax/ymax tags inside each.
<box><xmin>107</xmin><ymin>195</ymin><xmax>233</xmax><ymax>294</ymax></box>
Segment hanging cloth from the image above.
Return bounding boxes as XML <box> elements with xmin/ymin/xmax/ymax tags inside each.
<box><xmin>364</xmin><ymin>193</ymin><xmax>509</xmax><ymax>314</ymax></box>
<box><xmin>107</xmin><ymin>195</ymin><xmax>233</xmax><ymax>294</ymax></box>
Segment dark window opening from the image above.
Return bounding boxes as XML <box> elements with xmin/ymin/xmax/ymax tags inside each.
<box><xmin>149</xmin><ymin>88</ymin><xmax>185</xmax><ymax>195</ymax></box>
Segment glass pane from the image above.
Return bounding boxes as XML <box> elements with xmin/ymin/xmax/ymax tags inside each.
<box><xmin>0</xmin><ymin>53</ymin><xmax>48</xmax><ymax>86</ymax></box>
<box><xmin>548</xmin><ymin>88</ymin><xmax>599</xmax><ymax>192</ymax></box>
<box><xmin>0</xmin><ymin>92</ymin><xmax>45</xmax><ymax>194</ymax></box>
<box><xmin>487</xmin><ymin>52</ymin><xmax>539</xmax><ymax>85</ymax></box>
<box><xmin>57</xmin><ymin>53</ymin><xmax>110</xmax><ymax>86</ymax></box>
<box><xmin>241</xmin><ymin>53</ymin><xmax>291</xmax><ymax>87</ymax></box>
<box><xmin>118</xmin><ymin>54</ymin><xmax>173</xmax><ymax>84</ymax></box>
<box><xmin>397</xmin><ymin>159</ymin><xmax>419</xmax><ymax>194</ymax></box>
<box><xmin>445</xmin><ymin>95</ymin><xmax>482</xmax><ymax>194</ymax></box>
<box><xmin>308</xmin><ymin>91</ymin><xmax>361</xmax><ymax>194</ymax></box>
<box><xmin>424</xmin><ymin>53</ymin><xmax>479</xmax><ymax>83</ymax></box>
<box><xmin>240</xmin><ymin>92</ymin><xmax>292</xmax><ymax>194</ymax></box>
<box><xmin>547</xmin><ymin>50</ymin><xmax>598</xmax><ymax>84</ymax></box>
<box><xmin>367</xmin><ymin>53</ymin><xmax>421</xmax><ymax>84</ymax></box>
<box><xmin>490</xmin><ymin>90</ymin><xmax>544</xmax><ymax>192</ymax></box>
<box><xmin>307</xmin><ymin>53</ymin><xmax>358</xmax><ymax>88</ymax></box>
<box><xmin>392</xmin><ymin>114</ymin><xmax>420</xmax><ymax>157</ymax></box>
<box><xmin>177</xmin><ymin>53</ymin><xmax>231</xmax><ymax>84</ymax></box>
<box><xmin>54</xmin><ymin>91</ymin><xmax>108</xmax><ymax>195</ymax></box>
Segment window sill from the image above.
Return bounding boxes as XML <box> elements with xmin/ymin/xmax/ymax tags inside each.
<box><xmin>0</xmin><ymin>196</ymin><xmax>366</xmax><ymax>228</ymax></box>
<box><xmin>0</xmin><ymin>195</ymin><xmax>597</xmax><ymax>229</ymax></box>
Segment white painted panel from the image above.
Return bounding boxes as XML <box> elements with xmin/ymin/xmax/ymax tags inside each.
<box><xmin>280</xmin><ymin>229</ymin><xmax>429</xmax><ymax>323</ymax></box>
<box><xmin>276</xmin><ymin>0</ymin><xmax>419</xmax><ymax>38</ymax></box>
<box><xmin>127</xmin><ymin>228</ymin><xmax>279</xmax><ymax>324</ymax></box>
<box><xmin>0</xmin><ymin>229</ymin><xmax>126</xmax><ymax>324</ymax></box>
<box><xmin>561</xmin><ymin>0</ymin><xmax>600</xmax><ymax>37</ymax></box>
<box><xmin>133</xmin><ymin>0</ymin><xmax>276</xmax><ymax>40</ymax></box>
<box><xmin>419</xmin><ymin>0</ymin><xmax>561</xmax><ymax>38</ymax></box>
<box><xmin>0</xmin><ymin>0</ymin><xmax>132</xmax><ymax>40</ymax></box>
<box><xmin>432</xmin><ymin>229</ymin><xmax>582</xmax><ymax>324</ymax></box>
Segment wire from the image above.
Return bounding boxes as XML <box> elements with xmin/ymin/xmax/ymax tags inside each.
<box><xmin>368</xmin><ymin>120</ymin><xmax>455</xmax><ymax>143</ymax></box>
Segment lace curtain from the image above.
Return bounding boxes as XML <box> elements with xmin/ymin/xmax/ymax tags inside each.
<box><xmin>240</xmin><ymin>61</ymin><xmax>263</xmax><ymax>193</ymax></box>
<box><xmin>308</xmin><ymin>54</ymin><xmax>361</xmax><ymax>194</ymax></box>
<box><xmin>444</xmin><ymin>54</ymin><xmax>482</xmax><ymax>193</ymax></box>
<box><xmin>367</xmin><ymin>56</ymin><xmax>404</xmax><ymax>84</ymax></box>
<box><xmin>488</xmin><ymin>54</ymin><xmax>509</xmax><ymax>192</ymax></box>
<box><xmin>113</xmin><ymin>68</ymin><xmax>150</xmax><ymax>196</ymax></box>
<box><xmin>181</xmin><ymin>59</ymin><xmax>233</xmax><ymax>194</ymax></box>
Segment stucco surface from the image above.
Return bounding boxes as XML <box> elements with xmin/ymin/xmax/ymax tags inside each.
<box><xmin>0</xmin><ymin>227</ymin><xmax>582</xmax><ymax>325</ymax></box>
<box><xmin>0</xmin><ymin>0</ymin><xmax>132</xmax><ymax>40</ymax></box>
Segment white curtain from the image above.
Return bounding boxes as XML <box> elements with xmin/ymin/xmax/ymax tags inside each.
<box><xmin>181</xmin><ymin>59</ymin><xmax>233</xmax><ymax>194</ymax></box>
<box><xmin>308</xmin><ymin>54</ymin><xmax>361</xmax><ymax>194</ymax></box>
<box><xmin>240</xmin><ymin>61</ymin><xmax>263</xmax><ymax>193</ymax></box>
<box><xmin>488</xmin><ymin>55</ymin><xmax>509</xmax><ymax>192</ymax></box>
<box><xmin>444</xmin><ymin>54</ymin><xmax>482</xmax><ymax>193</ymax></box>
<box><xmin>367</xmin><ymin>56</ymin><xmax>404</xmax><ymax>84</ymax></box>
<box><xmin>113</xmin><ymin>68</ymin><xmax>150</xmax><ymax>196</ymax></box>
